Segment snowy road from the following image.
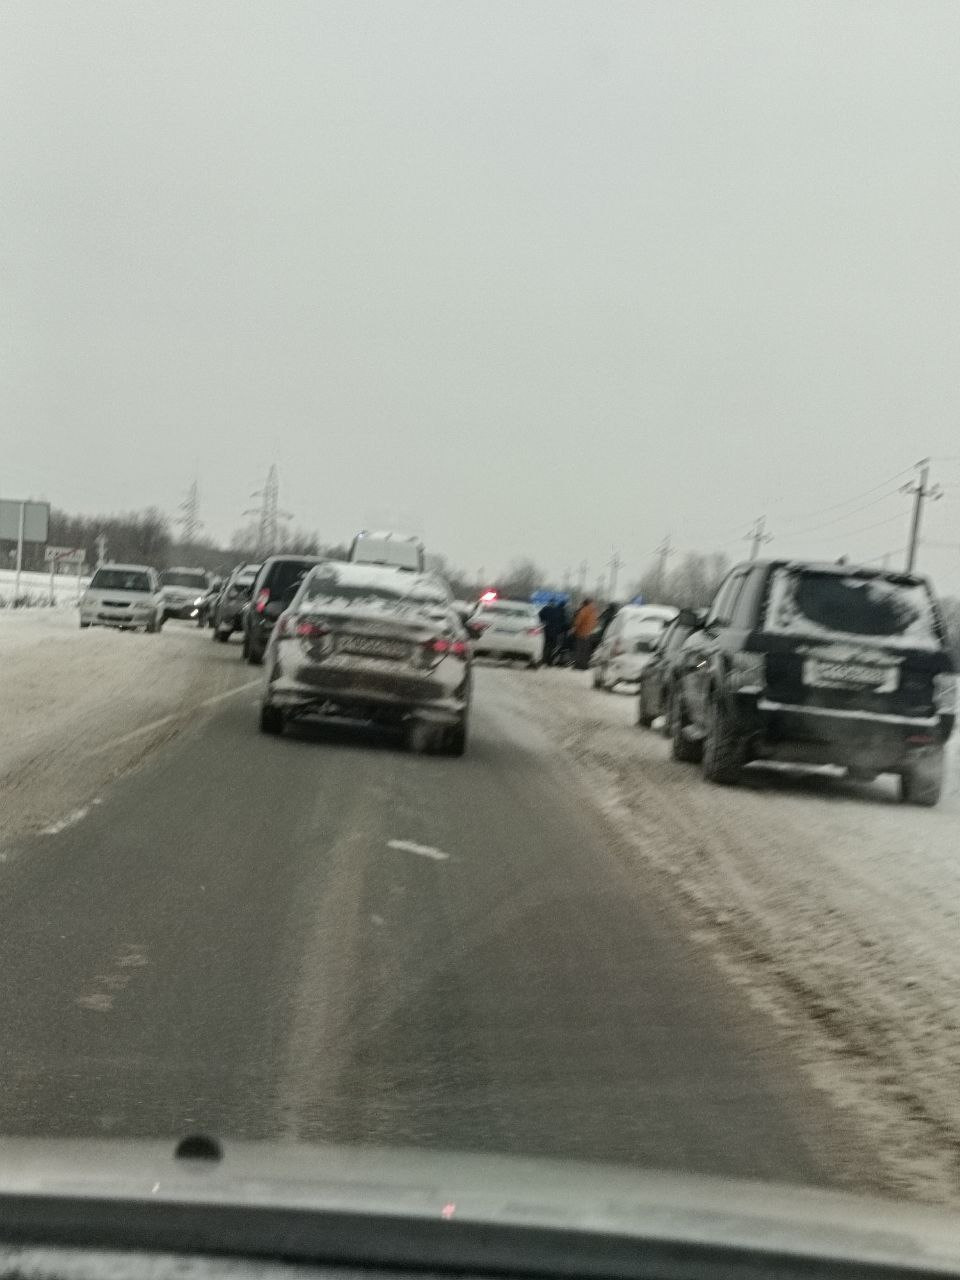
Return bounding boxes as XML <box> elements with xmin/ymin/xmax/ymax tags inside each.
<box><xmin>512</xmin><ymin>668</ymin><xmax>960</xmax><ymax>1202</ymax></box>
<box><xmin>0</xmin><ymin>614</ymin><xmax>956</xmax><ymax>1202</ymax></box>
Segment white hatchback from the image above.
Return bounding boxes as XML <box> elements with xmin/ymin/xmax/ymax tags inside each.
<box><xmin>591</xmin><ymin>604</ymin><xmax>678</xmax><ymax>690</ymax></box>
<box><xmin>467</xmin><ymin>599</ymin><xmax>544</xmax><ymax>667</ymax></box>
<box><xmin>80</xmin><ymin>563</ymin><xmax>165</xmax><ymax>633</ymax></box>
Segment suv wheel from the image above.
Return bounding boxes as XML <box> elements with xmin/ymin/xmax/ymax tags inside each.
<box><xmin>213</xmin><ymin>626</ymin><xmax>230</xmax><ymax>643</ymax></box>
<box><xmin>259</xmin><ymin>703</ymin><xmax>284</xmax><ymax>736</ymax></box>
<box><xmin>441</xmin><ymin>716</ymin><xmax>468</xmax><ymax>757</ymax></box>
<box><xmin>900</xmin><ymin>747</ymin><xmax>944</xmax><ymax>807</ymax></box>
<box><xmin>637</xmin><ymin>685</ymin><xmax>655</xmax><ymax>728</ymax></box>
<box><xmin>247</xmin><ymin>639</ymin><xmax>264</xmax><ymax>666</ymax></box>
<box><xmin>669</xmin><ymin>686</ymin><xmax>702</xmax><ymax>764</ymax></box>
<box><xmin>702</xmin><ymin>693</ymin><xmax>746</xmax><ymax>785</ymax></box>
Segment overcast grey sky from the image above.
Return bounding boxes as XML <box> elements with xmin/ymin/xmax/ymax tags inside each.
<box><xmin>4</xmin><ymin>1</ymin><xmax>960</xmax><ymax>590</ymax></box>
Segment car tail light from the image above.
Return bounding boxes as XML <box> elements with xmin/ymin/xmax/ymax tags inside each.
<box><xmin>527</xmin><ymin>626</ymin><xmax>543</xmax><ymax>636</ymax></box>
<box><xmin>254</xmin><ymin>587</ymin><xmax>270</xmax><ymax>614</ymax></box>
<box><xmin>934</xmin><ymin>673</ymin><xmax>957</xmax><ymax>714</ymax></box>
<box><xmin>424</xmin><ymin>637</ymin><xmax>469</xmax><ymax>659</ymax></box>
<box><xmin>296</xmin><ymin>619</ymin><xmax>330</xmax><ymax>640</ymax></box>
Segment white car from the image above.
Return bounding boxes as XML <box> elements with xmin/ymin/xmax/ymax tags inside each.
<box><xmin>467</xmin><ymin>598</ymin><xmax>544</xmax><ymax>667</ymax></box>
<box><xmin>591</xmin><ymin>604</ymin><xmax>678</xmax><ymax>690</ymax></box>
<box><xmin>79</xmin><ymin>563</ymin><xmax>165</xmax><ymax>633</ymax></box>
<box><xmin>160</xmin><ymin>566</ymin><xmax>210</xmax><ymax>622</ymax></box>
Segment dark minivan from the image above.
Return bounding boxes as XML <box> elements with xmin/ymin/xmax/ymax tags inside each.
<box><xmin>243</xmin><ymin>555</ymin><xmax>326</xmax><ymax>664</ymax></box>
<box><xmin>669</xmin><ymin>559</ymin><xmax>956</xmax><ymax>805</ymax></box>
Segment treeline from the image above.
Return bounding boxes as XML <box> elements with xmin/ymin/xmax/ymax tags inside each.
<box><xmin>3</xmin><ymin>507</ymin><xmax>344</xmax><ymax>576</ymax></box>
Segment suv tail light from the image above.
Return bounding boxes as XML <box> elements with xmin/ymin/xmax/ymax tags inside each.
<box><xmin>934</xmin><ymin>673</ymin><xmax>957</xmax><ymax>714</ymax></box>
<box><xmin>296</xmin><ymin>619</ymin><xmax>331</xmax><ymax>640</ymax></box>
<box><xmin>254</xmin><ymin>587</ymin><xmax>270</xmax><ymax>614</ymax></box>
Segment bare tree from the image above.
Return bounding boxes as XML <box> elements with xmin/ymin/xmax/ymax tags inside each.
<box><xmin>497</xmin><ymin>558</ymin><xmax>547</xmax><ymax>600</ymax></box>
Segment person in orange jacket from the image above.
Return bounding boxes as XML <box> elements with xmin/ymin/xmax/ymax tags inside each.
<box><xmin>571</xmin><ymin>597</ymin><xmax>598</xmax><ymax>670</ymax></box>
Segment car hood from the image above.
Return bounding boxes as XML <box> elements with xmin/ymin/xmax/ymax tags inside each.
<box><xmin>0</xmin><ymin>1141</ymin><xmax>957</xmax><ymax>1274</ymax></box>
<box><xmin>84</xmin><ymin>589</ymin><xmax>152</xmax><ymax>604</ymax></box>
<box><xmin>162</xmin><ymin>586</ymin><xmax>204</xmax><ymax>600</ymax></box>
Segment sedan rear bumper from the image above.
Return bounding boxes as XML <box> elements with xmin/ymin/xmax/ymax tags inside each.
<box><xmin>266</xmin><ymin>656</ymin><xmax>470</xmax><ymax>725</ymax></box>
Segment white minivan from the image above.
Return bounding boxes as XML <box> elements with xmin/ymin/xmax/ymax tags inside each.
<box><xmin>80</xmin><ymin>563</ymin><xmax>165</xmax><ymax>633</ymax></box>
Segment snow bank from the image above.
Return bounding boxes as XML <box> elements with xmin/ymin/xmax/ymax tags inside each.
<box><xmin>508</xmin><ymin>666</ymin><xmax>960</xmax><ymax>1204</ymax></box>
<box><xmin>0</xmin><ymin>568</ymin><xmax>88</xmax><ymax>607</ymax></box>
<box><xmin>0</xmin><ymin>612</ymin><xmax>252</xmax><ymax>844</ymax></box>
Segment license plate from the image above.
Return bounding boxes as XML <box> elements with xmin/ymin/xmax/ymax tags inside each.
<box><xmin>803</xmin><ymin>659</ymin><xmax>897</xmax><ymax>692</ymax></box>
<box><xmin>339</xmin><ymin>636</ymin><xmax>408</xmax><ymax>660</ymax></box>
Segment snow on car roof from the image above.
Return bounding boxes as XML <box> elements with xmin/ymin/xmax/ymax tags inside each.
<box><xmin>97</xmin><ymin>562</ymin><xmax>154</xmax><ymax>573</ymax></box>
<box><xmin>355</xmin><ymin>530</ymin><xmax>422</xmax><ymax>543</ymax></box>
<box><xmin>305</xmin><ymin>560</ymin><xmax>446</xmax><ymax>600</ymax></box>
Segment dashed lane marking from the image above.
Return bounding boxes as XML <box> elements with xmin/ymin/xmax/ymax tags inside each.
<box><xmin>386</xmin><ymin>839</ymin><xmax>450</xmax><ymax>861</ymax></box>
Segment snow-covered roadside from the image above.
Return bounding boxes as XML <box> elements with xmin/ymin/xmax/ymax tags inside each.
<box><xmin>0</xmin><ymin>568</ymin><xmax>88</xmax><ymax>606</ymax></box>
<box><xmin>0</xmin><ymin>611</ymin><xmax>254</xmax><ymax>844</ymax></box>
<box><xmin>505</xmin><ymin>666</ymin><xmax>960</xmax><ymax>1205</ymax></box>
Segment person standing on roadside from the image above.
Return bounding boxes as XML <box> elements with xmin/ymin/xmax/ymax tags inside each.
<box><xmin>539</xmin><ymin>598</ymin><xmax>560</xmax><ymax>666</ymax></box>
<box><xmin>571</xmin><ymin>597</ymin><xmax>598</xmax><ymax>670</ymax></box>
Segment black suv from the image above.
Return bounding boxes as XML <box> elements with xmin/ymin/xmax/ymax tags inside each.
<box><xmin>669</xmin><ymin>560</ymin><xmax>956</xmax><ymax>805</ymax></box>
<box><xmin>243</xmin><ymin>555</ymin><xmax>325</xmax><ymax>664</ymax></box>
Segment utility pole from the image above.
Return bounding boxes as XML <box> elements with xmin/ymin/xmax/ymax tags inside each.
<box><xmin>653</xmin><ymin>535</ymin><xmax>672</xmax><ymax>600</ymax></box>
<box><xmin>13</xmin><ymin>501</ymin><xmax>24</xmax><ymax>601</ymax></box>
<box><xmin>95</xmin><ymin>532</ymin><xmax>107</xmax><ymax>568</ymax></box>
<box><xmin>745</xmin><ymin>516</ymin><xmax>772</xmax><ymax>560</ymax></box>
<box><xmin>902</xmin><ymin>458</ymin><xmax>941</xmax><ymax>572</ymax></box>
<box><xmin>606</xmin><ymin>548</ymin><xmax>623</xmax><ymax>602</ymax></box>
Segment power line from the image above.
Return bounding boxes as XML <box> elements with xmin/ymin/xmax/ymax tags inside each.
<box><xmin>775</xmin><ymin>487</ymin><xmax>902</xmax><ymax>540</ymax></box>
<box><xmin>796</xmin><ymin>511</ymin><xmax>905</xmax><ymax>544</ymax></box>
<box><xmin>775</xmin><ymin>464</ymin><xmax>917</xmax><ymax>526</ymax></box>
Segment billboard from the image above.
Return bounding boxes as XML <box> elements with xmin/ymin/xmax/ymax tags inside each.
<box><xmin>0</xmin><ymin>500</ymin><xmax>50</xmax><ymax>543</ymax></box>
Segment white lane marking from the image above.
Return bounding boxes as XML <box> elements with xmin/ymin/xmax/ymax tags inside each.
<box><xmin>75</xmin><ymin>944</ymin><xmax>148</xmax><ymax>1013</ymax></box>
<box><xmin>387</xmin><ymin>839</ymin><xmax>450</xmax><ymax>861</ymax></box>
<box><xmin>41</xmin><ymin>806</ymin><xmax>91</xmax><ymax>836</ymax></box>
<box><xmin>89</xmin><ymin>680</ymin><xmax>261</xmax><ymax>756</ymax></box>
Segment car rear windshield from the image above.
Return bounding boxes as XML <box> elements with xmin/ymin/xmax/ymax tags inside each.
<box><xmin>90</xmin><ymin>569</ymin><xmax>151</xmax><ymax>593</ymax></box>
<box><xmin>303</xmin><ymin>565</ymin><xmax>446</xmax><ymax>609</ymax></box>
<box><xmin>764</xmin><ymin>568</ymin><xmax>940</xmax><ymax>649</ymax></box>
<box><xmin>161</xmin><ymin>571</ymin><xmax>206</xmax><ymax>589</ymax></box>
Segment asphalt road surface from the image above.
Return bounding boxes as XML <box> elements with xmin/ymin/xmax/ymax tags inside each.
<box><xmin>0</xmin><ymin>639</ymin><xmax>870</xmax><ymax>1187</ymax></box>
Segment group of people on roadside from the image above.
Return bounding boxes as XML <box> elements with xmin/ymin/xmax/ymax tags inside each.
<box><xmin>538</xmin><ymin>596</ymin><xmax>613</xmax><ymax>669</ymax></box>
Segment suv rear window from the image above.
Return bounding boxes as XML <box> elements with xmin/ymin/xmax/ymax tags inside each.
<box><xmin>264</xmin><ymin>559</ymin><xmax>319</xmax><ymax>598</ymax></box>
<box><xmin>764</xmin><ymin>568</ymin><xmax>940</xmax><ymax>650</ymax></box>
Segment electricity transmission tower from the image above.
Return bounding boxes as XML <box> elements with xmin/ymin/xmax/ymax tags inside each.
<box><xmin>178</xmin><ymin>479</ymin><xmax>203</xmax><ymax>549</ymax></box>
<box><xmin>245</xmin><ymin>464</ymin><xmax>292</xmax><ymax>557</ymax></box>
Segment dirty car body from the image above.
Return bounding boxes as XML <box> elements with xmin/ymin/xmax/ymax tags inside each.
<box><xmin>260</xmin><ymin>561</ymin><xmax>471</xmax><ymax>752</ymax></box>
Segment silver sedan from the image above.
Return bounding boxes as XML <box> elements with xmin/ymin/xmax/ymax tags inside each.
<box><xmin>259</xmin><ymin>561</ymin><xmax>472</xmax><ymax>755</ymax></box>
